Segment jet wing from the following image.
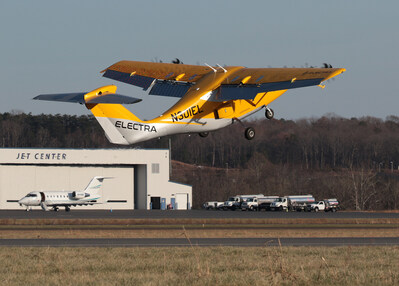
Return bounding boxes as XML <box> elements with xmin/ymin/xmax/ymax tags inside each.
<box><xmin>211</xmin><ymin>67</ymin><xmax>346</xmax><ymax>101</ymax></box>
<box><xmin>102</xmin><ymin>60</ymin><xmax>214</xmax><ymax>97</ymax></box>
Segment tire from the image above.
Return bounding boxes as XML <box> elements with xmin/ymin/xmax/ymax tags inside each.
<box><xmin>199</xmin><ymin>132</ymin><xmax>209</xmax><ymax>138</ymax></box>
<box><xmin>265</xmin><ymin>108</ymin><xmax>274</xmax><ymax>119</ymax></box>
<box><xmin>314</xmin><ymin>207</ymin><xmax>319</xmax><ymax>212</ymax></box>
<box><xmin>279</xmin><ymin>206</ymin><xmax>283</xmax><ymax>211</ymax></box>
<box><xmin>245</xmin><ymin>127</ymin><xmax>255</xmax><ymax>140</ymax></box>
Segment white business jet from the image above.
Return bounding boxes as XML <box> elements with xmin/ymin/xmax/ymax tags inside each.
<box><xmin>18</xmin><ymin>176</ymin><xmax>105</xmax><ymax>212</ymax></box>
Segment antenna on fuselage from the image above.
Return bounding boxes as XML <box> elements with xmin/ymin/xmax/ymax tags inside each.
<box><xmin>204</xmin><ymin>63</ymin><xmax>217</xmax><ymax>73</ymax></box>
<box><xmin>216</xmin><ymin>64</ymin><xmax>227</xmax><ymax>73</ymax></box>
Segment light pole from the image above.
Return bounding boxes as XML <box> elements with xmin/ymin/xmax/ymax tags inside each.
<box><xmin>169</xmin><ymin>137</ymin><xmax>172</xmax><ymax>177</ymax></box>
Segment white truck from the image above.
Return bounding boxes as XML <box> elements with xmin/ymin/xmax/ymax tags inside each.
<box><xmin>241</xmin><ymin>196</ymin><xmax>279</xmax><ymax>211</ymax></box>
<box><xmin>202</xmin><ymin>201</ymin><xmax>224</xmax><ymax>210</ymax></box>
<box><xmin>270</xmin><ymin>195</ymin><xmax>315</xmax><ymax>211</ymax></box>
<box><xmin>223</xmin><ymin>194</ymin><xmax>264</xmax><ymax>210</ymax></box>
<box><xmin>308</xmin><ymin>199</ymin><xmax>339</xmax><ymax>212</ymax></box>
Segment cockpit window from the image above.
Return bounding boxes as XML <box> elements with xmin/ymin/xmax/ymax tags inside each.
<box><xmin>27</xmin><ymin>194</ymin><xmax>37</xmax><ymax>197</ymax></box>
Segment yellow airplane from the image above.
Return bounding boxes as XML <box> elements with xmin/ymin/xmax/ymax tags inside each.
<box><xmin>35</xmin><ymin>60</ymin><xmax>345</xmax><ymax>144</ymax></box>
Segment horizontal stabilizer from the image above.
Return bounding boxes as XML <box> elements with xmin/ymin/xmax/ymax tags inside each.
<box><xmin>34</xmin><ymin>85</ymin><xmax>142</xmax><ymax>104</ymax></box>
<box><xmin>34</xmin><ymin>92</ymin><xmax>86</xmax><ymax>103</ymax></box>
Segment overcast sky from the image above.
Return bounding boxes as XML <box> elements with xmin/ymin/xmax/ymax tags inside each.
<box><xmin>1</xmin><ymin>0</ymin><xmax>398</xmax><ymax>121</ymax></box>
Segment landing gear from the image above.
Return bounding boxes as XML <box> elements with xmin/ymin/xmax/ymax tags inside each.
<box><xmin>245</xmin><ymin>127</ymin><xmax>255</xmax><ymax>140</ymax></box>
<box><xmin>52</xmin><ymin>206</ymin><xmax>59</xmax><ymax>212</ymax></box>
<box><xmin>65</xmin><ymin>206</ymin><xmax>70</xmax><ymax>212</ymax></box>
<box><xmin>265</xmin><ymin>107</ymin><xmax>274</xmax><ymax>120</ymax></box>
<box><xmin>199</xmin><ymin>132</ymin><xmax>209</xmax><ymax>138</ymax></box>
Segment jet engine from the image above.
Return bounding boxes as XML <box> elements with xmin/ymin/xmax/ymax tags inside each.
<box><xmin>72</xmin><ymin>191</ymin><xmax>88</xmax><ymax>200</ymax></box>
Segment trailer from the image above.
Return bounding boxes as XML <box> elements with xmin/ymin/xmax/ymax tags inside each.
<box><xmin>270</xmin><ymin>195</ymin><xmax>315</xmax><ymax>211</ymax></box>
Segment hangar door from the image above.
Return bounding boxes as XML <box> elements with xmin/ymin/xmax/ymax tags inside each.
<box><xmin>0</xmin><ymin>165</ymin><xmax>134</xmax><ymax>210</ymax></box>
<box><xmin>175</xmin><ymin>193</ymin><xmax>188</xmax><ymax>210</ymax></box>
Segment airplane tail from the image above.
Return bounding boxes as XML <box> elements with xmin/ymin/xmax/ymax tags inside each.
<box><xmin>86</xmin><ymin>102</ymin><xmax>144</xmax><ymax>145</ymax></box>
<box><xmin>34</xmin><ymin>85</ymin><xmax>144</xmax><ymax>145</ymax></box>
<box><xmin>84</xmin><ymin>176</ymin><xmax>105</xmax><ymax>194</ymax></box>
<box><xmin>34</xmin><ymin>85</ymin><xmax>160</xmax><ymax>145</ymax></box>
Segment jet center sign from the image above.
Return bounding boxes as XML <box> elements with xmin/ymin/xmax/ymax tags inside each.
<box><xmin>15</xmin><ymin>152</ymin><xmax>67</xmax><ymax>161</ymax></box>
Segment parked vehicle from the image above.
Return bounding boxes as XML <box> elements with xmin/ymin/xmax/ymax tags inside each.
<box><xmin>223</xmin><ymin>194</ymin><xmax>264</xmax><ymax>210</ymax></box>
<box><xmin>308</xmin><ymin>199</ymin><xmax>340</xmax><ymax>212</ymax></box>
<box><xmin>270</xmin><ymin>195</ymin><xmax>315</xmax><ymax>211</ymax></box>
<box><xmin>241</xmin><ymin>196</ymin><xmax>279</xmax><ymax>211</ymax></box>
<box><xmin>202</xmin><ymin>201</ymin><xmax>224</xmax><ymax>210</ymax></box>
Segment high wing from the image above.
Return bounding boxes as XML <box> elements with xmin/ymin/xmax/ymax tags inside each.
<box><xmin>102</xmin><ymin>61</ymin><xmax>215</xmax><ymax>97</ymax></box>
<box><xmin>102</xmin><ymin>60</ymin><xmax>345</xmax><ymax>101</ymax></box>
<box><xmin>212</xmin><ymin>67</ymin><xmax>346</xmax><ymax>101</ymax></box>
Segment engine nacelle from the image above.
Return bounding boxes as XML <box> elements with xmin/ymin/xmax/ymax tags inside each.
<box><xmin>72</xmin><ymin>191</ymin><xmax>88</xmax><ymax>200</ymax></box>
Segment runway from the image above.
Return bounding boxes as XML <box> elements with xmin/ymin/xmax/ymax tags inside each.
<box><xmin>1</xmin><ymin>209</ymin><xmax>399</xmax><ymax>219</ymax></box>
<box><xmin>0</xmin><ymin>237</ymin><xmax>398</xmax><ymax>247</ymax></box>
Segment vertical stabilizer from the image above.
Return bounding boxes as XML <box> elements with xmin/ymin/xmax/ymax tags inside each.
<box><xmin>84</xmin><ymin>176</ymin><xmax>105</xmax><ymax>194</ymax></box>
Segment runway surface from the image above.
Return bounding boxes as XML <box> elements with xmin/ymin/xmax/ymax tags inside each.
<box><xmin>1</xmin><ymin>237</ymin><xmax>398</xmax><ymax>247</ymax></box>
<box><xmin>1</xmin><ymin>210</ymin><xmax>399</xmax><ymax>219</ymax></box>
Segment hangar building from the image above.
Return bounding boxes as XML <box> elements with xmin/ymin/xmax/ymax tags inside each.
<box><xmin>0</xmin><ymin>148</ymin><xmax>192</xmax><ymax>210</ymax></box>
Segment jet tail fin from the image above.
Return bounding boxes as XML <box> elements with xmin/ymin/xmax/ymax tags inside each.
<box><xmin>84</xmin><ymin>176</ymin><xmax>106</xmax><ymax>194</ymax></box>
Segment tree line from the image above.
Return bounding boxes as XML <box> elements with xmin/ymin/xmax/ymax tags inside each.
<box><xmin>1</xmin><ymin>112</ymin><xmax>399</xmax><ymax>210</ymax></box>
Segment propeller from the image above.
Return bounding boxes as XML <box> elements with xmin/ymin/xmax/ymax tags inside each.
<box><xmin>172</xmin><ymin>58</ymin><xmax>183</xmax><ymax>64</ymax></box>
<box><xmin>323</xmin><ymin>63</ymin><xmax>333</xmax><ymax>68</ymax></box>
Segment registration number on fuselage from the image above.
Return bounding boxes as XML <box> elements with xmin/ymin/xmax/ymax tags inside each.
<box><xmin>171</xmin><ymin>105</ymin><xmax>204</xmax><ymax>122</ymax></box>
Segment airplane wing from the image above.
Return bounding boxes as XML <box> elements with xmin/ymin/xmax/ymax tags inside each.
<box><xmin>211</xmin><ymin>67</ymin><xmax>346</xmax><ymax>101</ymax></box>
<box><xmin>102</xmin><ymin>61</ymin><xmax>345</xmax><ymax>100</ymax></box>
<box><xmin>102</xmin><ymin>60</ymin><xmax>215</xmax><ymax>97</ymax></box>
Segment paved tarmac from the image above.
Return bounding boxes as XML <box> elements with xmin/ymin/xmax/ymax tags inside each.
<box><xmin>1</xmin><ymin>210</ymin><xmax>399</xmax><ymax>219</ymax></box>
<box><xmin>0</xmin><ymin>237</ymin><xmax>398</xmax><ymax>247</ymax></box>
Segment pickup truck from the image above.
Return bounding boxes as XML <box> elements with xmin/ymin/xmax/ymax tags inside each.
<box><xmin>308</xmin><ymin>199</ymin><xmax>339</xmax><ymax>212</ymax></box>
<box><xmin>202</xmin><ymin>201</ymin><xmax>224</xmax><ymax>210</ymax></box>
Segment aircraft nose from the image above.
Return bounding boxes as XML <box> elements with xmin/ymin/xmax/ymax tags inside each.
<box><xmin>18</xmin><ymin>198</ymin><xmax>27</xmax><ymax>205</ymax></box>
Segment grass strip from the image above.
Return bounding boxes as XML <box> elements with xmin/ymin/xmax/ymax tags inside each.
<box><xmin>0</xmin><ymin>246</ymin><xmax>398</xmax><ymax>285</ymax></box>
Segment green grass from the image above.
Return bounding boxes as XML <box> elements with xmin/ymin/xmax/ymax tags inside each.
<box><xmin>0</xmin><ymin>246</ymin><xmax>398</xmax><ymax>285</ymax></box>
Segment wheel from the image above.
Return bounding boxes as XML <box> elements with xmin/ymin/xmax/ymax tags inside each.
<box><xmin>65</xmin><ymin>206</ymin><xmax>70</xmax><ymax>212</ymax></box>
<box><xmin>245</xmin><ymin>127</ymin><xmax>255</xmax><ymax>140</ymax></box>
<box><xmin>250</xmin><ymin>206</ymin><xmax>254</xmax><ymax>211</ymax></box>
<box><xmin>265</xmin><ymin>108</ymin><xmax>274</xmax><ymax>119</ymax></box>
<box><xmin>279</xmin><ymin>206</ymin><xmax>283</xmax><ymax>211</ymax></box>
<box><xmin>314</xmin><ymin>207</ymin><xmax>319</xmax><ymax>212</ymax></box>
<box><xmin>199</xmin><ymin>132</ymin><xmax>209</xmax><ymax>138</ymax></box>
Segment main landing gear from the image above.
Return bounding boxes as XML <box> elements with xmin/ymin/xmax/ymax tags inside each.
<box><xmin>243</xmin><ymin>107</ymin><xmax>275</xmax><ymax>140</ymax></box>
<box><xmin>265</xmin><ymin>107</ymin><xmax>274</xmax><ymax>120</ymax></box>
<box><xmin>198</xmin><ymin>132</ymin><xmax>209</xmax><ymax>138</ymax></box>
<box><xmin>245</xmin><ymin>127</ymin><xmax>255</xmax><ymax>140</ymax></box>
